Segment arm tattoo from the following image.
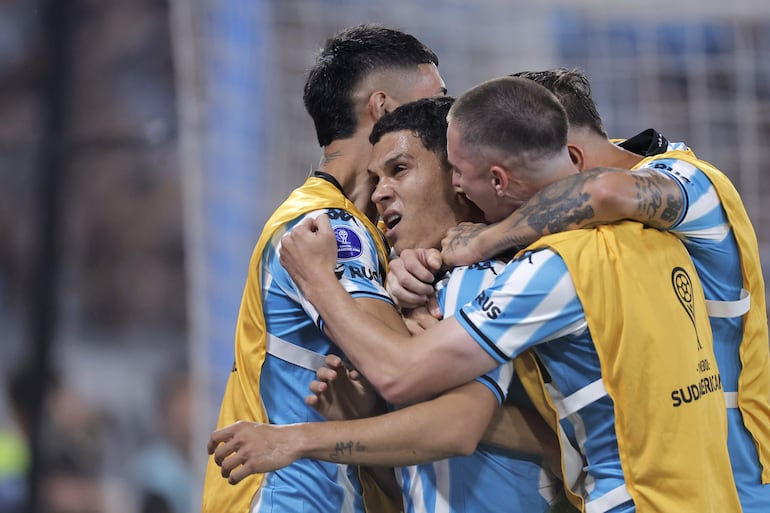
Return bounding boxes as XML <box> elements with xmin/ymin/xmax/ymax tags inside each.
<box><xmin>631</xmin><ymin>173</ymin><xmax>683</xmax><ymax>228</ymax></box>
<box><xmin>513</xmin><ymin>172</ymin><xmax>599</xmax><ymax>236</ymax></box>
<box><xmin>329</xmin><ymin>440</ymin><xmax>367</xmax><ymax>461</ymax></box>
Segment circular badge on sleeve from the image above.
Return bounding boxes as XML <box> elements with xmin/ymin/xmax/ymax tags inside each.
<box><xmin>334</xmin><ymin>226</ymin><xmax>363</xmax><ymax>260</ymax></box>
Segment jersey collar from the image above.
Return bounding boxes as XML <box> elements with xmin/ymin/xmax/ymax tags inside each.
<box><xmin>617</xmin><ymin>128</ymin><xmax>669</xmax><ymax>157</ymax></box>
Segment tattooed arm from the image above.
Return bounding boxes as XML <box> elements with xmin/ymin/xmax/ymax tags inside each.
<box><xmin>209</xmin><ymin>381</ymin><xmax>505</xmax><ymax>484</ymax></box>
<box><xmin>441</xmin><ymin>167</ymin><xmax>684</xmax><ymax>266</ymax></box>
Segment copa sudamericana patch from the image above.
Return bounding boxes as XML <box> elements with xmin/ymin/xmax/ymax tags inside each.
<box><xmin>334</xmin><ymin>226</ymin><xmax>363</xmax><ymax>260</ymax></box>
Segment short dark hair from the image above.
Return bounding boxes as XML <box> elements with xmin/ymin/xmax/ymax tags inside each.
<box><xmin>511</xmin><ymin>68</ymin><xmax>607</xmax><ymax>138</ymax></box>
<box><xmin>369</xmin><ymin>96</ymin><xmax>455</xmax><ymax>169</ymax></box>
<box><xmin>303</xmin><ymin>24</ymin><xmax>439</xmax><ymax>147</ymax></box>
<box><xmin>449</xmin><ymin>76</ymin><xmax>567</xmax><ymax>164</ymax></box>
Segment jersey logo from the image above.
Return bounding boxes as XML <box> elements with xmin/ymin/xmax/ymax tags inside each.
<box><xmin>672</xmin><ymin>266</ymin><xmax>702</xmax><ymax>350</ymax></box>
<box><xmin>334</xmin><ymin>226</ymin><xmax>363</xmax><ymax>260</ymax></box>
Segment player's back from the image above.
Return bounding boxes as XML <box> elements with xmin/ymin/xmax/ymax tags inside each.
<box><xmin>639</xmin><ymin>146</ymin><xmax>770</xmax><ymax>513</ymax></box>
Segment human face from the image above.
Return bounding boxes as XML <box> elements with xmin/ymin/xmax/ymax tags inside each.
<box><xmin>369</xmin><ymin>130</ymin><xmax>476</xmax><ymax>255</ymax></box>
<box><xmin>446</xmin><ymin>122</ymin><xmax>507</xmax><ymax>223</ymax></box>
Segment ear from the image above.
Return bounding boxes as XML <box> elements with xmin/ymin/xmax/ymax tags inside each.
<box><xmin>489</xmin><ymin>165</ymin><xmax>508</xmax><ymax>196</ymax></box>
<box><xmin>367</xmin><ymin>90</ymin><xmax>391</xmax><ymax>122</ymax></box>
<box><xmin>568</xmin><ymin>143</ymin><xmax>586</xmax><ymax>172</ymax></box>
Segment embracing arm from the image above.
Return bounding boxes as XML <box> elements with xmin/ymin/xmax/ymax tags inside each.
<box><xmin>279</xmin><ymin>215</ymin><xmax>497</xmax><ymax>405</ymax></box>
<box><xmin>442</xmin><ymin>167</ymin><xmax>685</xmax><ymax>266</ymax></box>
<box><xmin>481</xmin><ymin>403</ymin><xmax>560</xmax><ymax>475</ymax></box>
<box><xmin>209</xmin><ymin>380</ymin><xmax>499</xmax><ymax>484</ymax></box>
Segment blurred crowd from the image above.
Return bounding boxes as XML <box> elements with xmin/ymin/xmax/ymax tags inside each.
<box><xmin>0</xmin><ymin>0</ymin><xmax>191</xmax><ymax>511</ymax></box>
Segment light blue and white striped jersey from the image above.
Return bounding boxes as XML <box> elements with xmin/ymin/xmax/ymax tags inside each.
<box><xmin>252</xmin><ymin>208</ymin><xmax>393</xmax><ymax>513</ymax></box>
<box><xmin>636</xmin><ymin>134</ymin><xmax>770</xmax><ymax>512</ymax></box>
<box><xmin>456</xmin><ymin>249</ymin><xmax>634</xmax><ymax>513</ymax></box>
<box><xmin>396</xmin><ymin>260</ymin><xmax>556</xmax><ymax>513</ymax></box>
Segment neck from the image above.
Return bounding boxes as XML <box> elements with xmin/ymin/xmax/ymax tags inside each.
<box><xmin>317</xmin><ymin>132</ymin><xmax>377</xmax><ymax>221</ymax></box>
<box><xmin>596</xmin><ymin>140</ymin><xmax>644</xmax><ymax>169</ymax></box>
<box><xmin>572</xmin><ymin>129</ymin><xmax>643</xmax><ymax>170</ymax></box>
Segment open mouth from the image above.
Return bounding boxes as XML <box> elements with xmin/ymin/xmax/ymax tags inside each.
<box><xmin>384</xmin><ymin>213</ymin><xmax>401</xmax><ymax>230</ymax></box>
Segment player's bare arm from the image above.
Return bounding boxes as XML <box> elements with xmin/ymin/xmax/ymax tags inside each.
<box><xmin>441</xmin><ymin>167</ymin><xmax>685</xmax><ymax>267</ymax></box>
<box><xmin>482</xmin><ymin>403</ymin><xmax>560</xmax><ymax>475</ymax></box>
<box><xmin>209</xmin><ymin>380</ymin><xmax>499</xmax><ymax>485</ymax></box>
<box><xmin>305</xmin><ymin>354</ymin><xmax>384</xmax><ymax>421</ymax></box>
<box><xmin>279</xmin><ymin>214</ymin><xmax>497</xmax><ymax>405</ymax></box>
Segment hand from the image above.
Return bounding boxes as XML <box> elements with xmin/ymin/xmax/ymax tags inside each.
<box><xmin>441</xmin><ymin>222</ymin><xmax>489</xmax><ymax>267</ymax></box>
<box><xmin>207</xmin><ymin>421</ymin><xmax>296</xmax><ymax>485</ymax></box>
<box><xmin>279</xmin><ymin>214</ymin><xmax>338</xmax><ymax>297</ymax></box>
<box><xmin>386</xmin><ymin>248</ymin><xmax>442</xmax><ymax>311</ymax></box>
<box><xmin>402</xmin><ymin>303</ymin><xmax>442</xmax><ymax>335</ymax></box>
<box><xmin>306</xmin><ymin>354</ymin><xmax>380</xmax><ymax>420</ymax></box>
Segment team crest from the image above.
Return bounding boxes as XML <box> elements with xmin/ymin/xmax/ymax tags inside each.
<box><xmin>672</xmin><ymin>266</ymin><xmax>702</xmax><ymax>350</ymax></box>
<box><xmin>334</xmin><ymin>226</ymin><xmax>363</xmax><ymax>260</ymax></box>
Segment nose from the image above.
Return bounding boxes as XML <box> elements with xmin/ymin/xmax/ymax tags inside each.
<box><xmin>371</xmin><ymin>178</ymin><xmax>394</xmax><ymax>205</ymax></box>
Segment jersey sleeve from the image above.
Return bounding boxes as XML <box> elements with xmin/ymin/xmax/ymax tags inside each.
<box><xmin>474</xmin><ymin>361</ymin><xmax>516</xmax><ymax>405</ymax></box>
<box><xmin>638</xmin><ymin>157</ymin><xmax>730</xmax><ymax>242</ymax></box>
<box><xmin>456</xmin><ymin>248</ymin><xmax>586</xmax><ymax>364</ymax></box>
<box><xmin>435</xmin><ymin>260</ymin><xmax>514</xmax><ymax>405</ymax></box>
<box><xmin>269</xmin><ymin>209</ymin><xmax>393</xmax><ymax>327</ymax></box>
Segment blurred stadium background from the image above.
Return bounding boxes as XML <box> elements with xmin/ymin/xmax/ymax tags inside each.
<box><xmin>0</xmin><ymin>0</ymin><xmax>768</xmax><ymax>511</ymax></box>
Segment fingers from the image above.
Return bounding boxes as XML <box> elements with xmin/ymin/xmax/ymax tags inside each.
<box><xmin>425</xmin><ymin>295</ymin><xmax>442</xmax><ymax>319</ymax></box>
<box><xmin>386</xmin><ymin>278</ymin><xmax>432</xmax><ymax>309</ymax></box>
<box><xmin>314</xmin><ymin>213</ymin><xmax>333</xmax><ymax>234</ymax></box>
<box><xmin>217</xmin><ymin>443</ymin><xmax>243</xmax><ymax>476</ymax></box>
<box><xmin>308</xmin><ymin>378</ymin><xmax>329</xmax><ymax>396</ymax></box>
<box><xmin>228</xmin><ymin>464</ymin><xmax>252</xmax><ymax>485</ymax></box>
<box><xmin>402</xmin><ymin>304</ymin><xmax>442</xmax><ymax>335</ymax></box>
<box><xmin>402</xmin><ymin>249</ymin><xmax>442</xmax><ymax>281</ymax></box>
<box><xmin>208</xmin><ymin>423</ymin><xmax>237</xmax><ymax>454</ymax></box>
<box><xmin>387</xmin><ymin>251</ymin><xmax>439</xmax><ymax>309</ymax></box>
<box><xmin>322</xmin><ymin>353</ymin><xmax>344</xmax><ymax>371</ymax></box>
<box><xmin>307</xmin><ymin>354</ymin><xmax>340</xmax><ymax>407</ymax></box>
<box><xmin>422</xmin><ymin>248</ymin><xmax>443</xmax><ymax>273</ymax></box>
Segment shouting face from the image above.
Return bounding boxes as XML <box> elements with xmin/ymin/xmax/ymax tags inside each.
<box><xmin>369</xmin><ymin>129</ymin><xmax>481</xmax><ymax>254</ymax></box>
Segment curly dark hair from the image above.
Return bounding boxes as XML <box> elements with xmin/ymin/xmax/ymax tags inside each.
<box><xmin>369</xmin><ymin>96</ymin><xmax>454</xmax><ymax>169</ymax></box>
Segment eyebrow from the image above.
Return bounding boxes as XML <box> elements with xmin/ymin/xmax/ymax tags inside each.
<box><xmin>383</xmin><ymin>152</ymin><xmax>411</xmax><ymax>170</ymax></box>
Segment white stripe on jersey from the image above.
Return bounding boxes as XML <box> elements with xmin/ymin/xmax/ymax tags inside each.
<box><xmin>545</xmin><ymin>384</ymin><xmax>591</xmax><ymax>496</ymax></box>
<box><xmin>404</xmin><ymin>465</ymin><xmax>427</xmax><ymax>513</ymax></box>
<box><xmin>437</xmin><ymin>261</ymin><xmax>506</xmax><ymax>318</ymax></box>
<box><xmin>435</xmin><ymin>459</ymin><xmax>451</xmax><ymax>513</ymax></box>
<box><xmin>496</xmin><ymin>271</ymin><xmax>581</xmax><ymax>352</ymax></box>
<box><xmin>677</xmin><ymin>223</ymin><xmax>730</xmax><ymax>242</ymax></box>
<box><xmin>441</xmin><ymin>267</ymin><xmax>465</xmax><ymax>317</ymax></box>
<box><xmin>679</xmin><ymin>188</ymin><xmax>729</xmax><ymax>240</ymax></box>
<box><xmin>437</xmin><ymin>261</ymin><xmax>515</xmax><ymax>403</ymax></box>
<box><xmin>338</xmin><ymin>465</ymin><xmax>357</xmax><ymax>513</ymax></box>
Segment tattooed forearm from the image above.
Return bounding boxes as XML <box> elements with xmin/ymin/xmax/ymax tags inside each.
<box><xmin>511</xmin><ymin>171</ymin><xmax>602</xmax><ymax>236</ymax></box>
<box><xmin>330</xmin><ymin>440</ymin><xmax>368</xmax><ymax>461</ymax></box>
<box><xmin>449</xmin><ymin>167</ymin><xmax>685</xmax><ymax>264</ymax></box>
<box><xmin>632</xmin><ymin>174</ymin><xmax>663</xmax><ymax>221</ymax></box>
<box><xmin>631</xmin><ymin>172</ymin><xmax>683</xmax><ymax>228</ymax></box>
